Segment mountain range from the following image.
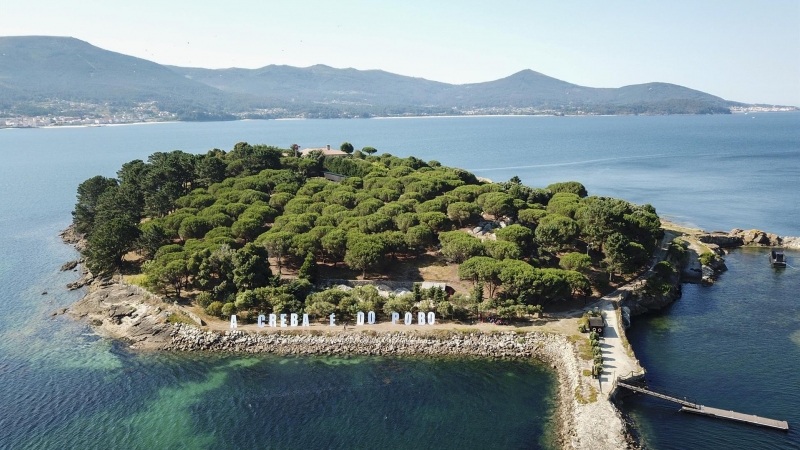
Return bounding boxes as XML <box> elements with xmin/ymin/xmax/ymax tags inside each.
<box><xmin>0</xmin><ymin>36</ymin><xmax>769</xmax><ymax>120</ymax></box>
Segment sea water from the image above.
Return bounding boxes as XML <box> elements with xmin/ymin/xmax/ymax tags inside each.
<box><xmin>0</xmin><ymin>113</ymin><xmax>797</xmax><ymax>449</ymax></box>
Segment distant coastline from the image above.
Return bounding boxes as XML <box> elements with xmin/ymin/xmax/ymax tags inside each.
<box><xmin>5</xmin><ymin>108</ymin><xmax>799</xmax><ymax>130</ymax></box>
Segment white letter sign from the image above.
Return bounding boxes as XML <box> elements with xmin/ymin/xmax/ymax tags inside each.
<box><xmin>230</xmin><ymin>315</ymin><xmax>237</xmax><ymax>329</ymax></box>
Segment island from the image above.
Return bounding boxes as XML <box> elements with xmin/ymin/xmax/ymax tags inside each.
<box><xmin>61</xmin><ymin>141</ymin><xmax>723</xmax><ymax>449</ymax></box>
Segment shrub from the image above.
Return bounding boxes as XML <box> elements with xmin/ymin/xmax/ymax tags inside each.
<box><xmin>206</xmin><ymin>301</ymin><xmax>224</xmax><ymax>317</ymax></box>
<box><xmin>699</xmin><ymin>251</ymin><xmax>716</xmax><ymax>266</ymax></box>
<box><xmin>221</xmin><ymin>302</ymin><xmax>236</xmax><ymax>317</ymax></box>
<box><xmin>196</xmin><ymin>292</ymin><xmax>214</xmax><ymax>308</ymax></box>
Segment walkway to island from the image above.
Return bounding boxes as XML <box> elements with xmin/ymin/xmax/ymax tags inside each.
<box><xmin>616</xmin><ymin>380</ymin><xmax>789</xmax><ymax>431</ymax></box>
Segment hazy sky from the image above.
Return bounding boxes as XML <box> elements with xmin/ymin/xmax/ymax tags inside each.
<box><xmin>2</xmin><ymin>0</ymin><xmax>798</xmax><ymax>105</ymax></box>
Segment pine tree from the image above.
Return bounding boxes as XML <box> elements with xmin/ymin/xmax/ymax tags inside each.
<box><xmin>298</xmin><ymin>252</ymin><xmax>317</xmax><ymax>283</ymax></box>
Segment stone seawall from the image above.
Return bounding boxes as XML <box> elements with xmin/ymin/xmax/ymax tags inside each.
<box><xmin>167</xmin><ymin>325</ymin><xmax>565</xmax><ymax>358</ymax></box>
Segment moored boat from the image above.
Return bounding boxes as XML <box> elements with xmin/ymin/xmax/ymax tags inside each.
<box><xmin>769</xmin><ymin>249</ymin><xmax>787</xmax><ymax>268</ymax></box>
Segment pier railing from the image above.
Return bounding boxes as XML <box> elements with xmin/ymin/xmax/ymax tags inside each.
<box><xmin>614</xmin><ymin>377</ymin><xmax>788</xmax><ymax>431</ymax></box>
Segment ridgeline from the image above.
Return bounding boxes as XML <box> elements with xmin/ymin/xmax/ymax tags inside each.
<box><xmin>1</xmin><ymin>36</ymin><xmax>772</xmax><ymax>123</ymax></box>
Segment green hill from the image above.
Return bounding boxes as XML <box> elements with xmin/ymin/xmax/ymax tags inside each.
<box><xmin>0</xmin><ymin>36</ymin><xmax>269</xmax><ymax>117</ymax></box>
<box><xmin>0</xmin><ymin>36</ymin><xmax>755</xmax><ymax>117</ymax></box>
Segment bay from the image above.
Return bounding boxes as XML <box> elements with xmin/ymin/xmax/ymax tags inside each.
<box><xmin>0</xmin><ymin>112</ymin><xmax>797</xmax><ymax>449</ymax></box>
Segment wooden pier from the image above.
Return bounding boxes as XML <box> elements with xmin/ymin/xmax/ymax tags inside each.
<box><xmin>681</xmin><ymin>405</ymin><xmax>789</xmax><ymax>431</ymax></box>
<box><xmin>616</xmin><ymin>380</ymin><xmax>789</xmax><ymax>431</ymax></box>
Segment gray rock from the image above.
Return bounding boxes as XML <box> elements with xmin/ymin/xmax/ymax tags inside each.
<box><xmin>698</xmin><ymin>233</ymin><xmax>743</xmax><ymax>248</ymax></box>
<box><xmin>60</xmin><ymin>260</ymin><xmax>79</xmax><ymax>271</ymax></box>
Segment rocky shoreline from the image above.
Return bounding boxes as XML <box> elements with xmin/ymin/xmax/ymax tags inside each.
<box><xmin>60</xmin><ymin>222</ymin><xmax>800</xmax><ymax>449</ymax></box>
<box><xmin>63</xmin><ymin>276</ymin><xmax>630</xmax><ymax>450</ymax></box>
<box><xmin>56</xmin><ymin>224</ymin><xmax>655</xmax><ymax>449</ymax></box>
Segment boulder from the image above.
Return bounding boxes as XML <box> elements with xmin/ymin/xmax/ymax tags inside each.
<box><xmin>698</xmin><ymin>233</ymin><xmax>743</xmax><ymax>248</ymax></box>
<box><xmin>60</xmin><ymin>260</ymin><xmax>79</xmax><ymax>271</ymax></box>
<box><xmin>704</xmin><ymin>243</ymin><xmax>725</xmax><ymax>256</ymax></box>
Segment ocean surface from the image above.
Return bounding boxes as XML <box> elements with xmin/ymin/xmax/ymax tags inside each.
<box><xmin>0</xmin><ymin>113</ymin><xmax>797</xmax><ymax>449</ymax></box>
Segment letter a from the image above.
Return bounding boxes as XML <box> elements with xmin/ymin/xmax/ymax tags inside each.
<box><xmin>302</xmin><ymin>314</ymin><xmax>310</xmax><ymax>327</ymax></box>
<box><xmin>230</xmin><ymin>314</ymin><xmax>238</xmax><ymax>329</ymax></box>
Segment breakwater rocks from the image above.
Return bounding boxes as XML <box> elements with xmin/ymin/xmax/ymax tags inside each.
<box><xmin>168</xmin><ymin>325</ymin><xmax>561</xmax><ymax>358</ymax></box>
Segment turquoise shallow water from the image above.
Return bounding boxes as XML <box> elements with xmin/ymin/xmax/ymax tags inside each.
<box><xmin>0</xmin><ymin>113</ymin><xmax>798</xmax><ymax>449</ymax></box>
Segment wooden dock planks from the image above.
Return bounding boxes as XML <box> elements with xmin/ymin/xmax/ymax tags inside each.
<box><xmin>616</xmin><ymin>379</ymin><xmax>789</xmax><ymax>432</ymax></box>
<box><xmin>681</xmin><ymin>405</ymin><xmax>789</xmax><ymax>431</ymax></box>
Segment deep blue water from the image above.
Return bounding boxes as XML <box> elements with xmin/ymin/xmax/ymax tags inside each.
<box><xmin>0</xmin><ymin>113</ymin><xmax>798</xmax><ymax>449</ymax></box>
<box><xmin>625</xmin><ymin>248</ymin><xmax>800</xmax><ymax>449</ymax></box>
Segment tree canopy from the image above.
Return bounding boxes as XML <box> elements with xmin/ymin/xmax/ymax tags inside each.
<box><xmin>72</xmin><ymin>140</ymin><xmax>660</xmax><ymax>321</ymax></box>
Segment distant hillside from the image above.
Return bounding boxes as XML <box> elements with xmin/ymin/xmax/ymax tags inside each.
<box><xmin>170</xmin><ymin>64</ymin><xmax>737</xmax><ymax>114</ymax></box>
<box><xmin>439</xmin><ymin>70</ymin><xmax>735</xmax><ymax>113</ymax></box>
<box><xmin>0</xmin><ymin>36</ymin><xmax>269</xmax><ymax>118</ymax></box>
<box><xmin>0</xmin><ymin>36</ymin><xmax>770</xmax><ymax>120</ymax></box>
<box><xmin>170</xmin><ymin>64</ymin><xmax>450</xmax><ymax>107</ymax></box>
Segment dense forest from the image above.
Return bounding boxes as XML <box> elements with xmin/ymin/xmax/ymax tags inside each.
<box><xmin>72</xmin><ymin>142</ymin><xmax>662</xmax><ymax>323</ymax></box>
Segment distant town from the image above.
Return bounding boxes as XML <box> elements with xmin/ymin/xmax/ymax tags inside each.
<box><xmin>1</xmin><ymin>101</ymin><xmax>176</xmax><ymax>128</ymax></box>
<box><xmin>2</xmin><ymin>101</ymin><xmax>797</xmax><ymax>129</ymax></box>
